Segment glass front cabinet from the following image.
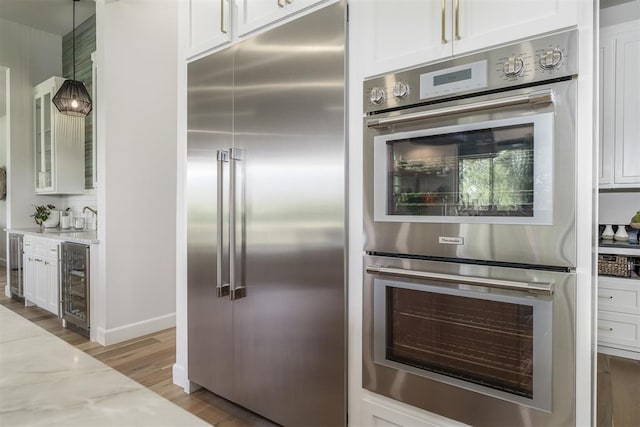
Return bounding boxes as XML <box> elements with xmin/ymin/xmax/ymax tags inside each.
<box><xmin>33</xmin><ymin>76</ymin><xmax>85</xmax><ymax>194</ymax></box>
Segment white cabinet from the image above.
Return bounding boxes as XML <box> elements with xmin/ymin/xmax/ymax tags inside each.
<box><xmin>236</xmin><ymin>0</ymin><xmax>327</xmax><ymax>36</ymax></box>
<box><xmin>599</xmin><ymin>21</ymin><xmax>640</xmax><ymax>189</ymax></box>
<box><xmin>22</xmin><ymin>236</ymin><xmax>59</xmax><ymax>316</ymax></box>
<box><xmin>598</xmin><ymin>273</ymin><xmax>640</xmax><ymax>359</ymax></box>
<box><xmin>181</xmin><ymin>0</ymin><xmax>331</xmax><ymax>59</ymax></box>
<box><xmin>362</xmin><ymin>0</ymin><xmax>578</xmax><ymax>77</ymax></box>
<box><xmin>33</xmin><ymin>77</ymin><xmax>85</xmax><ymax>195</ymax></box>
<box><xmin>183</xmin><ymin>0</ymin><xmax>232</xmax><ymax>60</ymax></box>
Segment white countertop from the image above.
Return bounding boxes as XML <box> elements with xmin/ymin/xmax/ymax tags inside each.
<box><xmin>7</xmin><ymin>227</ymin><xmax>99</xmax><ymax>244</ymax></box>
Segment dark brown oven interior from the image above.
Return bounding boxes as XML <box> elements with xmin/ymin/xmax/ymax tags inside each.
<box><xmin>386</xmin><ymin>287</ymin><xmax>534</xmax><ymax>398</ymax></box>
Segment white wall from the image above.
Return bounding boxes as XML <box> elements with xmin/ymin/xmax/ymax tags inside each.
<box><xmin>599</xmin><ymin>192</ymin><xmax>640</xmax><ymax>225</ymax></box>
<box><xmin>95</xmin><ymin>0</ymin><xmax>178</xmax><ymax>344</ymax></box>
<box><xmin>600</xmin><ymin>0</ymin><xmax>640</xmax><ymax>26</ymax></box>
<box><xmin>0</xmin><ymin>18</ymin><xmax>61</xmax><ymax>231</ymax></box>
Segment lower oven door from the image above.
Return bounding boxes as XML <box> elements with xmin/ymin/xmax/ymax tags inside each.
<box><xmin>363</xmin><ymin>255</ymin><xmax>576</xmax><ymax>426</ymax></box>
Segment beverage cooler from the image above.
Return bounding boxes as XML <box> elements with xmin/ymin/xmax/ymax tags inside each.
<box><xmin>60</xmin><ymin>242</ymin><xmax>90</xmax><ymax>336</ymax></box>
<box><xmin>8</xmin><ymin>233</ymin><xmax>24</xmax><ymax>300</ymax></box>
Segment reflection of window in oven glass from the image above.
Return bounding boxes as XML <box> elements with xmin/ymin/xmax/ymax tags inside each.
<box><xmin>457</xmin><ymin>124</ymin><xmax>534</xmax><ymax>217</ymax></box>
<box><xmin>387</xmin><ymin>123</ymin><xmax>534</xmax><ymax>217</ymax></box>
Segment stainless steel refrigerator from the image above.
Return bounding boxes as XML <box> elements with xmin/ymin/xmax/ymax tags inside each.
<box><xmin>187</xmin><ymin>4</ymin><xmax>346</xmax><ymax>426</ymax></box>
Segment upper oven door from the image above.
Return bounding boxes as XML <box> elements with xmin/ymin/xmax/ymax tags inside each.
<box><xmin>364</xmin><ymin>80</ymin><xmax>577</xmax><ymax>268</ymax></box>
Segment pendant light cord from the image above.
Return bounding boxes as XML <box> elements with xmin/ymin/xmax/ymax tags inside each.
<box><xmin>72</xmin><ymin>0</ymin><xmax>76</xmax><ymax>80</ymax></box>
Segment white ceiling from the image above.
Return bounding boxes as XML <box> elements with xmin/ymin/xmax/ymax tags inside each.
<box><xmin>0</xmin><ymin>0</ymin><xmax>95</xmax><ymax>36</ymax></box>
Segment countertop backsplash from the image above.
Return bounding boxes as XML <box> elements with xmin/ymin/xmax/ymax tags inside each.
<box><xmin>599</xmin><ymin>191</ymin><xmax>640</xmax><ymax>225</ymax></box>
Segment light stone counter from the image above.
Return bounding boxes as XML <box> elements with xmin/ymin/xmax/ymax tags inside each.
<box><xmin>6</xmin><ymin>227</ymin><xmax>99</xmax><ymax>244</ymax></box>
<box><xmin>0</xmin><ymin>305</ymin><xmax>210</xmax><ymax>426</ymax></box>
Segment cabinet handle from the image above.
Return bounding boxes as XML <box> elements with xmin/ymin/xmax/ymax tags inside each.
<box><xmin>454</xmin><ymin>0</ymin><xmax>461</xmax><ymax>40</ymax></box>
<box><xmin>216</xmin><ymin>150</ymin><xmax>230</xmax><ymax>298</ymax></box>
<box><xmin>220</xmin><ymin>0</ymin><xmax>227</xmax><ymax>34</ymax></box>
<box><xmin>229</xmin><ymin>148</ymin><xmax>246</xmax><ymax>301</ymax></box>
<box><xmin>598</xmin><ymin>294</ymin><xmax>614</xmax><ymax>299</ymax></box>
<box><xmin>45</xmin><ymin>261</ymin><xmax>50</xmax><ymax>266</ymax></box>
<box><xmin>598</xmin><ymin>326</ymin><xmax>613</xmax><ymax>332</ymax></box>
<box><xmin>277</xmin><ymin>0</ymin><xmax>285</xmax><ymax>7</ymax></box>
<box><xmin>441</xmin><ymin>0</ymin><xmax>447</xmax><ymax>44</ymax></box>
<box><xmin>285</xmin><ymin>0</ymin><xmax>292</xmax><ymax>3</ymax></box>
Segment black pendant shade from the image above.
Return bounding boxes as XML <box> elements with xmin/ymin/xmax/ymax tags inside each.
<box><xmin>53</xmin><ymin>0</ymin><xmax>92</xmax><ymax>117</ymax></box>
<box><xmin>52</xmin><ymin>79</ymin><xmax>92</xmax><ymax>117</ymax></box>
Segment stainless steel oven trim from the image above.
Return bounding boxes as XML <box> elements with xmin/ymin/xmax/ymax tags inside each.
<box><xmin>366</xmin><ymin>265</ymin><xmax>554</xmax><ymax>295</ymax></box>
<box><xmin>366</xmin><ymin>89</ymin><xmax>554</xmax><ymax>129</ymax></box>
<box><xmin>372</xmin><ymin>275</ymin><xmax>553</xmax><ymax>412</ymax></box>
<box><xmin>373</xmin><ymin>111</ymin><xmax>554</xmax><ymax>225</ymax></box>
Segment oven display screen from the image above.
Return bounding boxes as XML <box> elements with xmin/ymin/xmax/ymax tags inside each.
<box><xmin>433</xmin><ymin>68</ymin><xmax>472</xmax><ymax>86</ymax></box>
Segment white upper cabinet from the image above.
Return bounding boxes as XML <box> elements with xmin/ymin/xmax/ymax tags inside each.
<box><xmin>600</xmin><ymin>21</ymin><xmax>640</xmax><ymax>189</ymax></box>
<box><xmin>33</xmin><ymin>77</ymin><xmax>85</xmax><ymax>195</ymax></box>
<box><xmin>362</xmin><ymin>0</ymin><xmax>578</xmax><ymax>77</ymax></box>
<box><xmin>236</xmin><ymin>0</ymin><xmax>327</xmax><ymax>37</ymax></box>
<box><xmin>181</xmin><ymin>0</ymin><xmax>331</xmax><ymax>59</ymax></box>
<box><xmin>361</xmin><ymin>0</ymin><xmax>451</xmax><ymax>77</ymax></box>
<box><xmin>183</xmin><ymin>0</ymin><xmax>232</xmax><ymax>60</ymax></box>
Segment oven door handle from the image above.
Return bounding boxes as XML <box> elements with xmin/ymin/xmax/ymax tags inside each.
<box><xmin>366</xmin><ymin>265</ymin><xmax>554</xmax><ymax>295</ymax></box>
<box><xmin>366</xmin><ymin>89</ymin><xmax>554</xmax><ymax>129</ymax></box>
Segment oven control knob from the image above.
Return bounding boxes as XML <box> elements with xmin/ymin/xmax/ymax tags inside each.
<box><xmin>369</xmin><ymin>87</ymin><xmax>386</xmax><ymax>104</ymax></box>
<box><xmin>539</xmin><ymin>48</ymin><xmax>563</xmax><ymax>69</ymax></box>
<box><xmin>502</xmin><ymin>56</ymin><xmax>524</xmax><ymax>77</ymax></box>
<box><xmin>392</xmin><ymin>82</ymin><xmax>410</xmax><ymax>98</ymax></box>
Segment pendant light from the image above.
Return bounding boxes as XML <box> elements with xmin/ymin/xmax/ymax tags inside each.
<box><xmin>52</xmin><ymin>0</ymin><xmax>92</xmax><ymax>117</ymax></box>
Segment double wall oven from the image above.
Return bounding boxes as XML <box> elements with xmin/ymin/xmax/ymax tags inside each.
<box><xmin>363</xmin><ymin>30</ymin><xmax>578</xmax><ymax>426</ymax></box>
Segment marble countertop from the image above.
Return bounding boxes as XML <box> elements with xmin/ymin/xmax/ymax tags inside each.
<box><xmin>6</xmin><ymin>227</ymin><xmax>99</xmax><ymax>244</ymax></box>
<box><xmin>0</xmin><ymin>305</ymin><xmax>209</xmax><ymax>427</ymax></box>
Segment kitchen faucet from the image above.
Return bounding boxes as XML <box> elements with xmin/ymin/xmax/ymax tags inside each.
<box><xmin>83</xmin><ymin>206</ymin><xmax>97</xmax><ymax>215</ymax></box>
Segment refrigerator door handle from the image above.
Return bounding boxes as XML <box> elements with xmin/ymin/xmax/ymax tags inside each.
<box><xmin>229</xmin><ymin>148</ymin><xmax>246</xmax><ymax>300</ymax></box>
<box><xmin>216</xmin><ymin>150</ymin><xmax>230</xmax><ymax>298</ymax></box>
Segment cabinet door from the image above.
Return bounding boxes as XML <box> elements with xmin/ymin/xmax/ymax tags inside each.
<box><xmin>34</xmin><ymin>258</ymin><xmax>48</xmax><ymax>309</ymax></box>
<box><xmin>23</xmin><ymin>255</ymin><xmax>35</xmax><ymax>304</ymax></box>
<box><xmin>361</xmin><ymin>0</ymin><xmax>452</xmax><ymax>78</ymax></box>
<box><xmin>184</xmin><ymin>0</ymin><xmax>231</xmax><ymax>59</ymax></box>
<box><xmin>453</xmin><ymin>0</ymin><xmax>577</xmax><ymax>55</ymax></box>
<box><xmin>236</xmin><ymin>0</ymin><xmax>288</xmax><ymax>36</ymax></box>
<box><xmin>34</xmin><ymin>92</ymin><xmax>54</xmax><ymax>192</ymax></box>
<box><xmin>46</xmin><ymin>259</ymin><xmax>60</xmax><ymax>316</ymax></box>
<box><xmin>599</xmin><ymin>36</ymin><xmax>615</xmax><ymax>186</ymax></box>
<box><xmin>613</xmin><ymin>28</ymin><xmax>640</xmax><ymax>186</ymax></box>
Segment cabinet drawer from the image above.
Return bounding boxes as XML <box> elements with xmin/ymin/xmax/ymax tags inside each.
<box><xmin>47</xmin><ymin>241</ymin><xmax>59</xmax><ymax>260</ymax></box>
<box><xmin>598</xmin><ymin>312</ymin><xmax>640</xmax><ymax>350</ymax></box>
<box><xmin>23</xmin><ymin>235</ymin><xmax>35</xmax><ymax>254</ymax></box>
<box><xmin>22</xmin><ymin>236</ymin><xmax>60</xmax><ymax>259</ymax></box>
<box><xmin>598</xmin><ymin>277</ymin><xmax>640</xmax><ymax>315</ymax></box>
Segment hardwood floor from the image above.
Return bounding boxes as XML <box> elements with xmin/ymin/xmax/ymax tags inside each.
<box><xmin>597</xmin><ymin>352</ymin><xmax>640</xmax><ymax>427</ymax></box>
<box><xmin>4</xmin><ymin>266</ymin><xmax>640</xmax><ymax>426</ymax></box>
<box><xmin>0</xmin><ymin>267</ymin><xmax>277</xmax><ymax>427</ymax></box>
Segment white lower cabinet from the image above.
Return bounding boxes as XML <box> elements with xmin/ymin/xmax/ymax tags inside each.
<box><xmin>22</xmin><ymin>236</ymin><xmax>59</xmax><ymax>316</ymax></box>
<box><xmin>598</xmin><ymin>274</ymin><xmax>640</xmax><ymax>359</ymax></box>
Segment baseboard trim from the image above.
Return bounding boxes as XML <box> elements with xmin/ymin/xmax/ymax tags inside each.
<box><xmin>101</xmin><ymin>312</ymin><xmax>176</xmax><ymax>346</ymax></box>
<box><xmin>172</xmin><ymin>363</ymin><xmax>201</xmax><ymax>394</ymax></box>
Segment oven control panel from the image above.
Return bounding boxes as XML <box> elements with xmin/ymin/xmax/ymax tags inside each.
<box><xmin>364</xmin><ymin>29</ymin><xmax>576</xmax><ymax>114</ymax></box>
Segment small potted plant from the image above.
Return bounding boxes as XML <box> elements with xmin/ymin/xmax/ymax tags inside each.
<box><xmin>31</xmin><ymin>204</ymin><xmax>59</xmax><ymax>230</ymax></box>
